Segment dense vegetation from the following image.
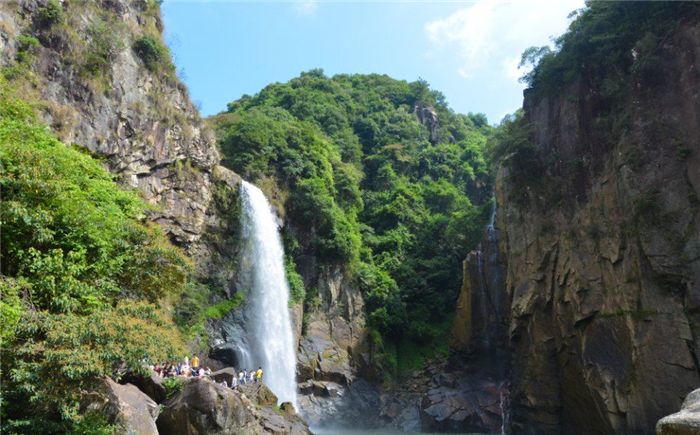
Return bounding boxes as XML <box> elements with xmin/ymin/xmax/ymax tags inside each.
<box><xmin>0</xmin><ymin>81</ymin><xmax>190</xmax><ymax>434</ymax></box>
<box><xmin>489</xmin><ymin>1</ymin><xmax>700</xmax><ymax>202</ymax></box>
<box><xmin>210</xmin><ymin>71</ymin><xmax>493</xmax><ymax>371</ymax></box>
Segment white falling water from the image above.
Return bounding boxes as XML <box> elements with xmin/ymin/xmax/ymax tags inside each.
<box><xmin>238</xmin><ymin>181</ymin><xmax>298</xmax><ymax>408</ymax></box>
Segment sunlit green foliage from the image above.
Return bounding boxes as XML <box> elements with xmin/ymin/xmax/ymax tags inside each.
<box><xmin>82</xmin><ymin>19</ymin><xmax>126</xmax><ymax>77</ymax></box>
<box><xmin>203</xmin><ymin>292</ymin><xmax>246</xmax><ymax>319</ymax></box>
<box><xmin>286</xmin><ymin>256</ymin><xmax>306</xmax><ymax>306</ymax></box>
<box><xmin>1</xmin><ymin>83</ymin><xmax>190</xmax><ymax>432</ymax></box>
<box><xmin>133</xmin><ymin>35</ymin><xmax>169</xmax><ymax>72</ymax></box>
<box><xmin>211</xmin><ymin>71</ymin><xmax>493</xmax><ymax>363</ymax></box>
<box><xmin>38</xmin><ymin>0</ymin><xmax>65</xmax><ymax>27</ymax></box>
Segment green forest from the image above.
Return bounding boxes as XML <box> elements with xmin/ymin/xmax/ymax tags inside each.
<box><xmin>210</xmin><ymin>71</ymin><xmax>494</xmax><ymax>371</ymax></box>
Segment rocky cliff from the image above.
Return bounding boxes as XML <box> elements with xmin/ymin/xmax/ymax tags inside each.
<box><xmin>0</xmin><ymin>0</ymin><xmax>240</xmax><ymax>291</ymax></box>
<box><xmin>490</xmin><ymin>19</ymin><xmax>700</xmax><ymax>435</ymax></box>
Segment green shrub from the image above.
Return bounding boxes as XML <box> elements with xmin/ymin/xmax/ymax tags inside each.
<box><xmin>285</xmin><ymin>256</ymin><xmax>306</xmax><ymax>306</ymax></box>
<box><xmin>133</xmin><ymin>35</ymin><xmax>168</xmax><ymax>72</ymax></box>
<box><xmin>486</xmin><ymin>111</ymin><xmax>546</xmax><ymax>199</ymax></box>
<box><xmin>15</xmin><ymin>35</ymin><xmax>40</xmax><ymax>65</ymax></box>
<box><xmin>38</xmin><ymin>0</ymin><xmax>65</xmax><ymax>27</ymax></box>
<box><xmin>632</xmin><ymin>188</ymin><xmax>662</xmax><ymax>224</ymax></box>
<box><xmin>83</xmin><ymin>20</ymin><xmax>125</xmax><ymax>76</ymax></box>
<box><xmin>163</xmin><ymin>377</ymin><xmax>184</xmax><ymax>399</ymax></box>
<box><xmin>630</xmin><ymin>33</ymin><xmax>663</xmax><ymax>85</ymax></box>
<box><xmin>203</xmin><ymin>293</ymin><xmax>245</xmax><ymax>319</ymax></box>
<box><xmin>677</xmin><ymin>145</ymin><xmax>691</xmax><ymax>162</ymax></box>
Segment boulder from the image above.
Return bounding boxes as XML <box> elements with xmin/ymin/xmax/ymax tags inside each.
<box><xmin>156</xmin><ymin>378</ymin><xmax>257</xmax><ymax>435</ymax></box>
<box><xmin>280</xmin><ymin>402</ymin><xmax>297</xmax><ymax>417</ymax></box>
<box><xmin>298</xmin><ymin>380</ymin><xmax>314</xmax><ymax>395</ymax></box>
<box><xmin>253</xmin><ymin>383</ymin><xmax>279</xmax><ymax>407</ymax></box>
<box><xmin>657</xmin><ymin>389</ymin><xmax>700</xmax><ymax>435</ymax></box>
<box><xmin>82</xmin><ymin>378</ymin><xmax>159</xmax><ymax>435</ymax></box>
<box><xmin>120</xmin><ymin>370</ymin><xmax>167</xmax><ymax>404</ymax></box>
<box><xmin>255</xmin><ymin>406</ymin><xmax>311</xmax><ymax>435</ymax></box>
<box><xmin>157</xmin><ymin>378</ymin><xmax>312</xmax><ymax>435</ymax></box>
<box><xmin>209</xmin><ymin>367</ymin><xmax>237</xmax><ymax>386</ymax></box>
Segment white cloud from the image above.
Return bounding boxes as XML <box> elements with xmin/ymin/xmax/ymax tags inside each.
<box><xmin>502</xmin><ymin>55</ymin><xmax>523</xmax><ymax>81</ymax></box>
<box><xmin>425</xmin><ymin>0</ymin><xmax>585</xmax><ymax>81</ymax></box>
<box><xmin>291</xmin><ymin>0</ymin><xmax>318</xmax><ymax>16</ymax></box>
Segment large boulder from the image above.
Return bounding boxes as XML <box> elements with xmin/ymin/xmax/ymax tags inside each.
<box><xmin>157</xmin><ymin>378</ymin><xmax>312</xmax><ymax>435</ymax></box>
<box><xmin>82</xmin><ymin>378</ymin><xmax>159</xmax><ymax>435</ymax></box>
<box><xmin>157</xmin><ymin>378</ymin><xmax>257</xmax><ymax>435</ymax></box>
<box><xmin>255</xmin><ymin>405</ymin><xmax>311</xmax><ymax>435</ymax></box>
<box><xmin>254</xmin><ymin>384</ymin><xmax>279</xmax><ymax>407</ymax></box>
<box><xmin>657</xmin><ymin>389</ymin><xmax>700</xmax><ymax>435</ymax></box>
<box><xmin>209</xmin><ymin>367</ymin><xmax>237</xmax><ymax>386</ymax></box>
<box><xmin>120</xmin><ymin>370</ymin><xmax>167</xmax><ymax>404</ymax></box>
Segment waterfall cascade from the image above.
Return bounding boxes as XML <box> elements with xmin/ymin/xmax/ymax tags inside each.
<box><xmin>236</xmin><ymin>181</ymin><xmax>298</xmax><ymax>408</ymax></box>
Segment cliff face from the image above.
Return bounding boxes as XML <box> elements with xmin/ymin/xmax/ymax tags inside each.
<box><xmin>0</xmin><ymin>0</ymin><xmax>240</xmax><ymax>287</ymax></box>
<box><xmin>495</xmin><ymin>22</ymin><xmax>700</xmax><ymax>435</ymax></box>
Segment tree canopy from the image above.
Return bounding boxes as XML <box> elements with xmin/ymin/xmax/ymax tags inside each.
<box><xmin>211</xmin><ymin>72</ymin><xmax>494</xmax><ymax>370</ymax></box>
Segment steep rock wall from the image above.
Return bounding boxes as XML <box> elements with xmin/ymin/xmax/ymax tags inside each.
<box><xmin>497</xmin><ymin>23</ymin><xmax>700</xmax><ymax>435</ymax></box>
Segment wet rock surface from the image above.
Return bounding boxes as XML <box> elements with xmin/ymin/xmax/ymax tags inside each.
<box><xmin>296</xmin><ymin>315</ymin><xmax>380</xmax><ymax>429</ymax></box>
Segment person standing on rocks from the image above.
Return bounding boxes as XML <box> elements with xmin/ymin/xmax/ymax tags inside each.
<box><xmin>240</xmin><ymin>369</ymin><xmax>247</xmax><ymax>385</ymax></box>
<box><xmin>256</xmin><ymin>367</ymin><xmax>263</xmax><ymax>383</ymax></box>
<box><xmin>249</xmin><ymin>369</ymin><xmax>255</xmax><ymax>384</ymax></box>
<box><xmin>192</xmin><ymin>355</ymin><xmax>200</xmax><ymax>371</ymax></box>
<box><xmin>232</xmin><ymin>374</ymin><xmax>239</xmax><ymax>390</ymax></box>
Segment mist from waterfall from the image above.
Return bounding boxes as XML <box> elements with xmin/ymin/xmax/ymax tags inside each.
<box><xmin>237</xmin><ymin>181</ymin><xmax>298</xmax><ymax>408</ymax></box>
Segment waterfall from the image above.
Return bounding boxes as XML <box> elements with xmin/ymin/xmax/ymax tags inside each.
<box><xmin>237</xmin><ymin>181</ymin><xmax>298</xmax><ymax>408</ymax></box>
<box><xmin>499</xmin><ymin>388</ymin><xmax>507</xmax><ymax>435</ymax></box>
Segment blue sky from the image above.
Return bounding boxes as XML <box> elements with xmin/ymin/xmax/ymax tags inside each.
<box><xmin>161</xmin><ymin>0</ymin><xmax>585</xmax><ymax>125</ymax></box>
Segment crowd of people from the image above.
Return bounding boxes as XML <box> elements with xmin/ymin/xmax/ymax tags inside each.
<box><xmin>221</xmin><ymin>367</ymin><xmax>264</xmax><ymax>391</ymax></box>
<box><xmin>146</xmin><ymin>355</ymin><xmax>264</xmax><ymax>392</ymax></box>
<box><xmin>148</xmin><ymin>355</ymin><xmax>213</xmax><ymax>379</ymax></box>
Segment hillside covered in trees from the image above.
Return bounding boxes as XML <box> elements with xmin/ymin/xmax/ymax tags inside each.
<box><xmin>210</xmin><ymin>71</ymin><xmax>494</xmax><ymax>370</ymax></box>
